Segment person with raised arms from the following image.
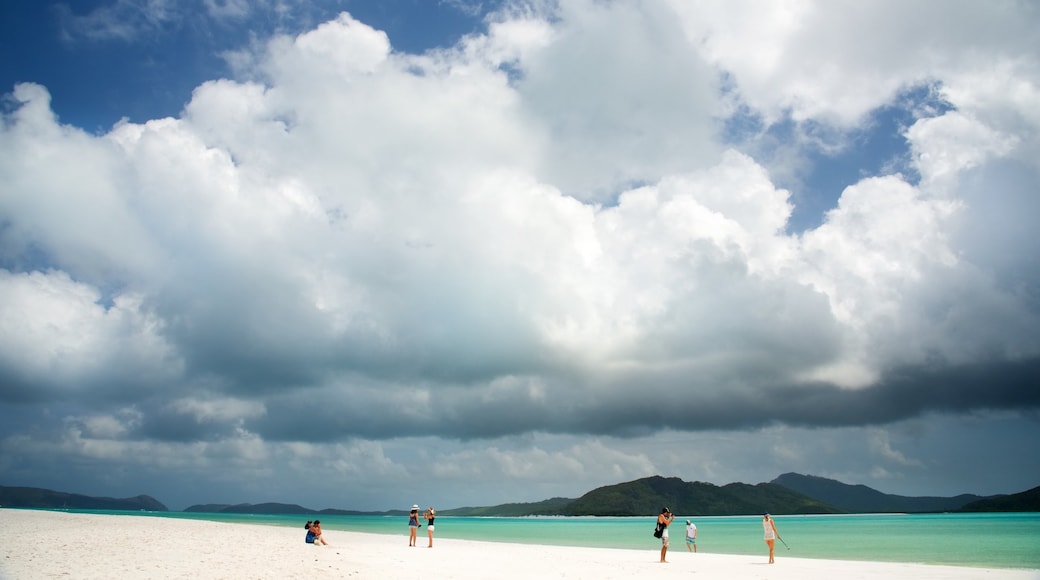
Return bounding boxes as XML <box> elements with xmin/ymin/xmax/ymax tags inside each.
<box><xmin>424</xmin><ymin>506</ymin><xmax>436</xmax><ymax>547</ymax></box>
<box><xmin>657</xmin><ymin>507</ymin><xmax>675</xmax><ymax>563</ymax></box>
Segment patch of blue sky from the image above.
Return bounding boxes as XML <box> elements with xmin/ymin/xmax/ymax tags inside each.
<box><xmin>0</xmin><ymin>1</ymin><xmax>495</xmax><ymax>131</ymax></box>
<box><xmin>345</xmin><ymin>0</ymin><xmax>497</xmax><ymax>53</ymax></box>
<box><xmin>722</xmin><ymin>83</ymin><xmax>954</xmax><ymax>233</ymax></box>
<box><xmin>0</xmin><ymin>223</ymin><xmax>50</xmax><ymax>273</ymax></box>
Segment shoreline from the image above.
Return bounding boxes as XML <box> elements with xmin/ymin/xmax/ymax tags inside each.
<box><xmin>2</xmin><ymin>509</ymin><xmax>1037</xmax><ymax>579</ymax></box>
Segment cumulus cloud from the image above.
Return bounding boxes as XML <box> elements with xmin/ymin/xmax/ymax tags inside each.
<box><xmin>1</xmin><ymin>1</ymin><xmax>1038</xmax><ymax>508</ymax></box>
<box><xmin>672</xmin><ymin>0</ymin><xmax>1040</xmax><ymax>126</ymax></box>
<box><xmin>0</xmin><ymin>270</ymin><xmax>181</xmax><ymax>402</ymax></box>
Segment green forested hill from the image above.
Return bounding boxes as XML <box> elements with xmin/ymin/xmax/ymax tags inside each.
<box><xmin>959</xmin><ymin>485</ymin><xmax>1040</xmax><ymax>512</ymax></box>
<box><xmin>0</xmin><ymin>485</ymin><xmax>167</xmax><ymax>511</ymax></box>
<box><xmin>558</xmin><ymin>476</ymin><xmax>840</xmax><ymax>516</ymax></box>
<box><xmin>436</xmin><ymin>476</ymin><xmax>839</xmax><ymax>516</ymax></box>
<box><xmin>8</xmin><ymin>474</ymin><xmax>1034</xmax><ymax>516</ymax></box>
<box><xmin>772</xmin><ymin>473</ymin><xmax>989</xmax><ymax>513</ymax></box>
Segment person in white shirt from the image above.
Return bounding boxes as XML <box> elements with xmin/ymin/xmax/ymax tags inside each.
<box><xmin>763</xmin><ymin>513</ymin><xmax>781</xmax><ymax>564</ymax></box>
<box><xmin>684</xmin><ymin>519</ymin><xmax>697</xmax><ymax>552</ymax></box>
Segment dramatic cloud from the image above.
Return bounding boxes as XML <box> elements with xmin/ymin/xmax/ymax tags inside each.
<box><xmin>1</xmin><ymin>0</ymin><xmax>1038</xmax><ymax>509</ymax></box>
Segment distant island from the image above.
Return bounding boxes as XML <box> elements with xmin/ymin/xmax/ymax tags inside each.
<box><xmin>772</xmin><ymin>473</ymin><xmax>989</xmax><ymax>513</ymax></box>
<box><xmin>439</xmin><ymin>474</ymin><xmax>1038</xmax><ymax>516</ymax></box>
<box><xmin>0</xmin><ymin>486</ymin><xmax>166</xmax><ymax>512</ymax></box>
<box><xmin>3</xmin><ymin>473</ymin><xmax>1038</xmax><ymax>516</ymax></box>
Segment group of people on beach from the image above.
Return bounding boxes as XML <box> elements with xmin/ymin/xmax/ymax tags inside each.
<box><xmin>303</xmin><ymin>504</ymin><xmax>438</xmax><ymax>548</ymax></box>
<box><xmin>656</xmin><ymin>507</ymin><xmax>782</xmax><ymax>564</ymax></box>
<box><xmin>408</xmin><ymin>504</ymin><xmax>436</xmax><ymax>547</ymax></box>
<box><xmin>303</xmin><ymin>505</ymin><xmax>781</xmax><ymax>563</ymax></box>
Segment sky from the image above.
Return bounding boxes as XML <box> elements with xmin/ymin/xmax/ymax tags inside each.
<box><xmin>0</xmin><ymin>0</ymin><xmax>1038</xmax><ymax>512</ymax></box>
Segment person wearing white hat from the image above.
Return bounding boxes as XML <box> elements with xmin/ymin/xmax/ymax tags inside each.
<box><xmin>685</xmin><ymin>519</ymin><xmax>697</xmax><ymax>552</ymax></box>
<box><xmin>408</xmin><ymin>505</ymin><xmax>420</xmax><ymax>546</ymax></box>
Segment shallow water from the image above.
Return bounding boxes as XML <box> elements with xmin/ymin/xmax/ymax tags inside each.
<box><xmin>57</xmin><ymin>510</ymin><xmax>1040</xmax><ymax>569</ymax></box>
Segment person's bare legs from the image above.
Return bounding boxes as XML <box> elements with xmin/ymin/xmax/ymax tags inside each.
<box><xmin>660</xmin><ymin>541</ymin><xmax>668</xmax><ymax>563</ymax></box>
<box><xmin>766</xmin><ymin>539</ymin><xmax>775</xmax><ymax>563</ymax></box>
<box><xmin>427</xmin><ymin>527</ymin><xmax>433</xmax><ymax>547</ymax></box>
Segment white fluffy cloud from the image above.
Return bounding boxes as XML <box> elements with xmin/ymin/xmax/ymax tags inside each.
<box><xmin>671</xmin><ymin>0</ymin><xmax>1040</xmax><ymax>126</ymax></box>
<box><xmin>1</xmin><ymin>1</ymin><xmax>1038</xmax><ymax>509</ymax></box>
<box><xmin>0</xmin><ymin>270</ymin><xmax>181</xmax><ymax>398</ymax></box>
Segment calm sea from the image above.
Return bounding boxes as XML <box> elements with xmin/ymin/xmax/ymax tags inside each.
<box><xmin>55</xmin><ymin>510</ymin><xmax>1040</xmax><ymax>570</ymax></box>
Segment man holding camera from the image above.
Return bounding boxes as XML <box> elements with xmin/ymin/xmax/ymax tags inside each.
<box><xmin>657</xmin><ymin>507</ymin><xmax>675</xmax><ymax>563</ymax></box>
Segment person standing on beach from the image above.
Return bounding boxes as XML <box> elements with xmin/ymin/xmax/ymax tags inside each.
<box><xmin>685</xmin><ymin>519</ymin><xmax>697</xmax><ymax>552</ymax></box>
<box><xmin>657</xmin><ymin>507</ymin><xmax>675</xmax><ymax>563</ymax></box>
<box><xmin>408</xmin><ymin>505</ymin><xmax>420</xmax><ymax>547</ymax></box>
<box><xmin>763</xmin><ymin>513</ymin><xmax>781</xmax><ymax>564</ymax></box>
<box><xmin>424</xmin><ymin>506</ymin><xmax>436</xmax><ymax>547</ymax></box>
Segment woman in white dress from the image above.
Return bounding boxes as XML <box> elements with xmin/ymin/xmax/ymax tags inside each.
<box><xmin>762</xmin><ymin>513</ymin><xmax>781</xmax><ymax>564</ymax></box>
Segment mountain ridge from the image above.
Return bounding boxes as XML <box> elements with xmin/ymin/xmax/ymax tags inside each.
<box><xmin>557</xmin><ymin>475</ymin><xmax>840</xmax><ymax>516</ymax></box>
<box><xmin>0</xmin><ymin>485</ymin><xmax>167</xmax><ymax>511</ymax></box>
<box><xmin>770</xmin><ymin>472</ymin><xmax>989</xmax><ymax>512</ymax></box>
<box><xmin>959</xmin><ymin>485</ymin><xmax>1040</xmax><ymax>512</ymax></box>
<box><xmin>5</xmin><ymin>474</ymin><xmax>1037</xmax><ymax>516</ymax></box>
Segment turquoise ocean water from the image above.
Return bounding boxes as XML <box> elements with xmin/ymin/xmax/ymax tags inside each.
<box><xmin>41</xmin><ymin>510</ymin><xmax>1040</xmax><ymax>570</ymax></box>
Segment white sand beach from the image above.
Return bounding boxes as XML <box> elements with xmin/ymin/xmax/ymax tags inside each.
<box><xmin>1</xmin><ymin>509</ymin><xmax>1036</xmax><ymax>579</ymax></box>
